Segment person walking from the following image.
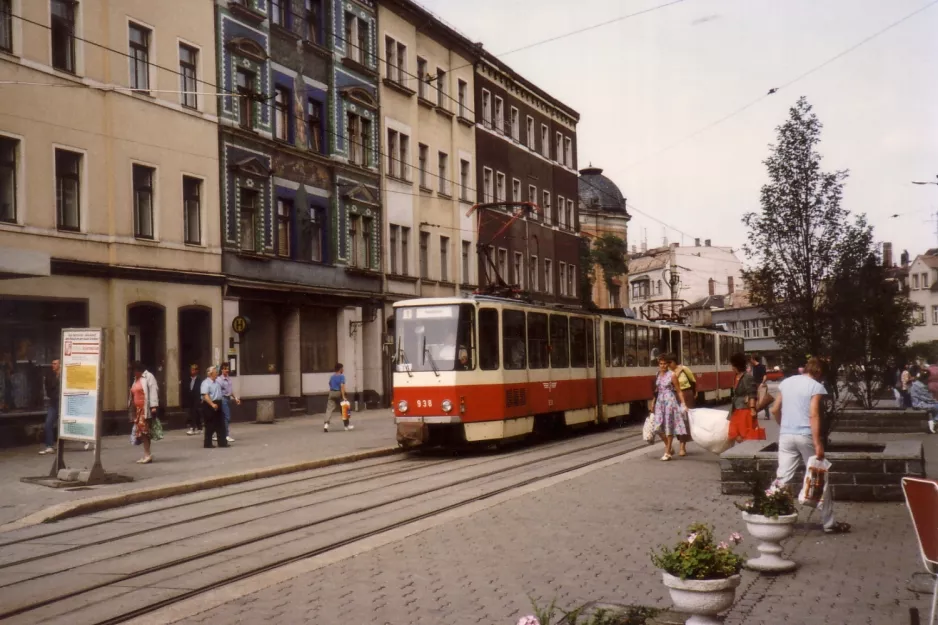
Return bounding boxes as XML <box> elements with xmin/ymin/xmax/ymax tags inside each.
<box><xmin>128</xmin><ymin>361</ymin><xmax>159</xmax><ymax>464</ymax></box>
<box><xmin>750</xmin><ymin>354</ymin><xmax>770</xmax><ymax>420</ymax></box>
<box><xmin>217</xmin><ymin>363</ymin><xmax>240</xmax><ymax>443</ymax></box>
<box><xmin>665</xmin><ymin>353</ymin><xmax>695</xmax><ymax>457</ymax></box>
<box><xmin>770</xmin><ymin>357</ymin><xmax>850</xmax><ymax>534</ymax></box>
<box><xmin>650</xmin><ymin>354</ymin><xmax>689</xmax><ymax>461</ymax></box>
<box><xmin>910</xmin><ymin>369</ymin><xmax>938</xmax><ymax>433</ymax></box>
<box><xmin>39</xmin><ymin>359</ymin><xmax>61</xmax><ymax>455</ymax></box>
<box><xmin>323</xmin><ymin>363</ymin><xmax>353</xmax><ymax>432</ymax></box>
<box><xmin>200</xmin><ymin>366</ymin><xmax>227</xmax><ymax>449</ymax></box>
<box><xmin>728</xmin><ymin>353</ymin><xmax>765</xmax><ymax>442</ymax></box>
<box><xmin>184</xmin><ymin>364</ymin><xmax>203</xmax><ymax>436</ymax></box>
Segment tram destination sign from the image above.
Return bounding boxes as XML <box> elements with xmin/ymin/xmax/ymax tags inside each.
<box><xmin>59</xmin><ymin>328</ymin><xmax>103</xmax><ymax>442</ymax></box>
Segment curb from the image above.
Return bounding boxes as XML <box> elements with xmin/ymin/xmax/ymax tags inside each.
<box><xmin>0</xmin><ymin>445</ymin><xmax>403</xmax><ymax>534</ymax></box>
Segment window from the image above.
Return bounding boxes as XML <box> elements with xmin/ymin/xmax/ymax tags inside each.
<box><xmin>566</xmin><ymin>198</ymin><xmax>575</xmax><ymax>229</ymax></box>
<box><xmin>550</xmin><ymin>315</ymin><xmax>569</xmax><ymax>368</ymax></box>
<box><xmin>458</xmin><ymin>80</ymin><xmax>468</xmax><ymax>117</ymax></box>
<box><xmin>239</xmin><ymin>187</ymin><xmax>258</xmax><ymax>252</ymax></box>
<box><xmin>461</xmin><ymin>240</ymin><xmax>470</xmax><ymax>284</ymax></box>
<box><xmin>389</xmin><ymin>224</ymin><xmax>399</xmax><ymax>274</ymax></box>
<box><xmin>387</xmin><ymin>129</ymin><xmax>398</xmax><ymax>177</ymax></box>
<box><xmin>542</xmin><ymin>190</ymin><xmax>551</xmax><ymax>223</ymax></box>
<box><xmin>529</xmin><ymin>256</ymin><xmax>538</xmax><ymax>292</ymax></box>
<box><xmin>384</xmin><ymin>37</ymin><xmax>406</xmax><ymax>83</ymax></box>
<box><xmin>0</xmin><ymin>0</ymin><xmax>11</xmax><ymax>53</ymax></box>
<box><xmin>401</xmin><ymin>226</ymin><xmax>410</xmax><ymax>275</ymax></box>
<box><xmin>305</xmin><ymin>0</ymin><xmax>322</xmax><ymax>44</ymax></box>
<box><xmin>555</xmin><ymin>132</ymin><xmax>563</xmax><ymax>162</ymax></box>
<box><xmin>923</xmin><ymin>272</ymin><xmax>930</xmax><ymax>289</ymax></box>
<box><xmin>570</xmin><ymin>318</ymin><xmax>587</xmax><ymax>368</ymax></box>
<box><xmin>483</xmin><ymin>167</ymin><xmax>493</xmax><ymax>203</ymax></box>
<box><xmin>128</xmin><ymin>23</ymin><xmax>151</xmax><ymax>92</ymax></box>
<box><xmin>513</xmin><ymin>252</ymin><xmax>523</xmax><ymax>288</ymax></box>
<box><xmin>417</xmin><ymin>57</ymin><xmax>428</xmax><ymax>99</ymax></box>
<box><xmin>496</xmin><ymin>172</ymin><xmax>505</xmax><ymax>202</ymax></box>
<box><xmin>557</xmin><ymin>195</ymin><xmax>565</xmax><ymax>227</ymax></box>
<box><xmin>497</xmin><ymin>248</ymin><xmax>507</xmax><ymax>280</ymax></box>
<box><xmin>300</xmin><ymin>307</ymin><xmax>337</xmax><ymax>373</ymax></box>
<box><xmin>460</xmin><ymin>159</ymin><xmax>470</xmax><ymax>201</ymax></box>
<box><xmin>270</xmin><ymin>0</ymin><xmax>287</xmax><ymax>26</ymax></box>
<box><xmin>586</xmin><ymin>318</ymin><xmax>595</xmax><ymax>368</ymax></box>
<box><xmin>274</xmin><ymin>86</ymin><xmax>290</xmax><ymax>141</ymax></box>
<box><xmin>179</xmin><ymin>44</ymin><xmax>198</xmax><ymax>109</ymax></box>
<box><xmin>528</xmin><ymin>185</ymin><xmax>537</xmax><ymax>217</ymax></box>
<box><xmin>528</xmin><ymin>312</ymin><xmax>548</xmax><ymax>369</ymax></box>
<box><xmin>276</xmin><ymin>198</ymin><xmax>292</xmax><ymax>257</ymax></box>
<box><xmin>56</xmin><ymin>150</ymin><xmax>81</xmax><ymax>231</ymax></box>
<box><xmin>568</xmin><ymin>264</ymin><xmax>576</xmax><ymax>297</ymax></box>
<box><xmin>307</xmin><ymin>99</ymin><xmax>323</xmax><ymax>152</ymax></box>
<box><xmin>345</xmin><ymin>12</ymin><xmax>368</xmax><ymax>65</ymax></box>
<box><xmin>541</xmin><ymin>124</ymin><xmax>549</xmax><ymax>158</ymax></box>
<box><xmin>914</xmin><ymin>274</ymin><xmax>920</xmax><ymax>289</ymax></box>
<box><xmin>510</xmin><ymin>107</ymin><xmax>519</xmax><ymax>141</ymax></box>
<box><xmin>479</xmin><ymin>308</ymin><xmax>499</xmax><ymax>370</ymax></box>
<box><xmin>612</xmin><ymin>322</ymin><xmax>626</xmax><ymax>367</ymax></box>
<box><xmin>307</xmin><ymin>205</ymin><xmax>323</xmax><ymax>262</ymax></box>
<box><xmin>502</xmin><ymin>309</ymin><xmax>526</xmax><ymax>370</ymax></box>
<box><xmin>511</xmin><ymin>178</ymin><xmax>521</xmax><ymax>202</ymax></box>
<box><xmin>418</xmin><ymin>144</ymin><xmax>428</xmax><ymax>187</ymax></box>
<box><xmin>435</xmin><ymin>68</ymin><xmax>446</xmax><ymax>108</ymax></box>
<box><xmin>236</xmin><ymin>69</ymin><xmax>255</xmax><ymax>129</ymax></box>
<box><xmin>240</xmin><ymin>301</ymin><xmax>282</xmax><ymax>374</ymax></box>
<box><xmin>0</xmin><ymin>137</ymin><xmax>17</xmax><ymax>223</ymax></box>
<box><xmin>559</xmin><ymin>262</ymin><xmax>567</xmax><ymax>296</ymax></box>
<box><xmin>347</xmin><ymin>112</ymin><xmax>371</xmax><ymax>167</ymax></box>
<box><xmin>51</xmin><ymin>0</ymin><xmax>76</xmax><ymax>73</ymax></box>
<box><xmin>564</xmin><ymin>136</ymin><xmax>573</xmax><ymax>167</ymax></box>
<box><xmin>494</xmin><ymin>97</ymin><xmax>504</xmax><ymax>133</ymax></box>
<box><xmin>362</xmin><ymin>216</ymin><xmax>373</xmax><ymax>268</ymax></box>
<box><xmin>438</xmin><ymin>152</ymin><xmax>448</xmax><ymax>195</ymax></box>
<box><xmin>419</xmin><ymin>231</ymin><xmax>429</xmax><ymax>279</ymax></box>
<box><xmin>544</xmin><ymin>259</ymin><xmax>552</xmax><ymax>294</ymax></box>
<box><xmin>348</xmin><ymin>215</ymin><xmax>359</xmax><ymax>266</ymax></box>
<box><xmin>526</xmin><ymin>116</ymin><xmax>535</xmax><ymax>149</ymax></box>
<box><xmin>482</xmin><ymin>89</ymin><xmax>491</xmax><ymax>127</ymax></box>
<box><xmin>440</xmin><ymin>236</ymin><xmax>449</xmax><ymax>282</ymax></box>
<box><xmin>183</xmin><ymin>176</ymin><xmax>201</xmax><ymax>245</ymax></box>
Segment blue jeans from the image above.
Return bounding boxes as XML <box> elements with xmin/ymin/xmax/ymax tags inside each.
<box><xmin>221</xmin><ymin>397</ymin><xmax>231</xmax><ymax>437</ymax></box>
<box><xmin>44</xmin><ymin>403</ymin><xmax>59</xmax><ymax>448</ymax></box>
<box><xmin>916</xmin><ymin>403</ymin><xmax>938</xmax><ymax>422</ymax></box>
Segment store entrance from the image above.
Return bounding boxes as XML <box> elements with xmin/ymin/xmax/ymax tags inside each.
<box><xmin>127</xmin><ymin>304</ymin><xmax>166</xmax><ymax>408</ymax></box>
<box><xmin>178</xmin><ymin>307</ymin><xmax>211</xmax><ymax>406</ymax></box>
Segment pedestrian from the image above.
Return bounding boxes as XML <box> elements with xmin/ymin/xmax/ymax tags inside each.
<box><xmin>750</xmin><ymin>354</ymin><xmax>770</xmax><ymax>420</ymax></box>
<box><xmin>901</xmin><ymin>365</ymin><xmax>913</xmax><ymax>409</ymax></box>
<box><xmin>39</xmin><ymin>359</ymin><xmax>61</xmax><ymax>455</ymax></box>
<box><xmin>893</xmin><ymin>366</ymin><xmax>904</xmax><ymax>407</ymax></box>
<box><xmin>650</xmin><ymin>354</ymin><xmax>689</xmax><ymax>461</ymax></box>
<box><xmin>128</xmin><ymin>361</ymin><xmax>159</xmax><ymax>464</ymax></box>
<box><xmin>323</xmin><ymin>363</ymin><xmax>353</xmax><ymax>432</ymax></box>
<box><xmin>910</xmin><ymin>369</ymin><xmax>938</xmax><ymax>433</ymax></box>
<box><xmin>770</xmin><ymin>357</ymin><xmax>851</xmax><ymax>534</ymax></box>
<box><xmin>665</xmin><ymin>352</ymin><xmax>695</xmax><ymax>457</ymax></box>
<box><xmin>184</xmin><ymin>364</ymin><xmax>203</xmax><ymax>436</ymax></box>
<box><xmin>200</xmin><ymin>365</ymin><xmax>227</xmax><ymax>448</ymax></box>
<box><xmin>728</xmin><ymin>353</ymin><xmax>765</xmax><ymax>443</ymax></box>
<box><xmin>217</xmin><ymin>363</ymin><xmax>240</xmax><ymax>443</ymax></box>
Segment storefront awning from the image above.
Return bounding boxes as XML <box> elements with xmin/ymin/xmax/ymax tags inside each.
<box><xmin>0</xmin><ymin>247</ymin><xmax>51</xmax><ymax>279</ymax></box>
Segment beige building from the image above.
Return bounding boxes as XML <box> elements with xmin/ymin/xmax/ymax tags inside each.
<box><xmin>378</xmin><ymin>0</ymin><xmax>479</xmax><ymax>311</ymax></box>
<box><xmin>578</xmin><ymin>166</ymin><xmax>630</xmax><ymax>308</ymax></box>
<box><xmin>0</xmin><ymin>0</ymin><xmax>222</xmax><ymax>428</ymax></box>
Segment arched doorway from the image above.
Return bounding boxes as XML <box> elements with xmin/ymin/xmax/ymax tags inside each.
<box><xmin>127</xmin><ymin>303</ymin><xmax>166</xmax><ymax>407</ymax></box>
<box><xmin>178</xmin><ymin>306</ymin><xmax>212</xmax><ymax>405</ymax></box>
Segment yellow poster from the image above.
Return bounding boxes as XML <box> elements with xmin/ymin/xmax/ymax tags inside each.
<box><xmin>65</xmin><ymin>364</ymin><xmax>98</xmax><ymax>391</ymax></box>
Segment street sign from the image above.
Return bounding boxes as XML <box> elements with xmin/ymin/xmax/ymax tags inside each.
<box><xmin>59</xmin><ymin>328</ymin><xmax>103</xmax><ymax>442</ymax></box>
<box><xmin>231</xmin><ymin>316</ymin><xmax>249</xmax><ymax>334</ymax></box>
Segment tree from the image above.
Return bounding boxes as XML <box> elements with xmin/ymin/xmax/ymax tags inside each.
<box><xmin>578</xmin><ymin>233</ymin><xmax>628</xmax><ymax>310</ymax></box>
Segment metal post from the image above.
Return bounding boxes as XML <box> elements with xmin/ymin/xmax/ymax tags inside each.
<box><xmin>85</xmin><ymin>328</ymin><xmax>106</xmax><ymax>483</ymax></box>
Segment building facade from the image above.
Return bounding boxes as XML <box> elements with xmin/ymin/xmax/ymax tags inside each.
<box><xmin>578</xmin><ymin>166</ymin><xmax>630</xmax><ymax>308</ymax></box>
<box><xmin>711</xmin><ymin>297</ymin><xmax>781</xmax><ymax>367</ymax></box>
<box><xmin>215</xmin><ymin>0</ymin><xmax>385</xmax><ymax>417</ymax></box>
<box><xmin>907</xmin><ymin>251</ymin><xmax>938</xmax><ymax>344</ymax></box>
<box><xmin>0</xmin><ymin>0</ymin><xmax>222</xmax><ymax>430</ymax></box>
<box><xmin>474</xmin><ymin>54</ymin><xmax>581</xmax><ymax>304</ymax></box>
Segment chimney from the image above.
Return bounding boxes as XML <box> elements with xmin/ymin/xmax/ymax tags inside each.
<box><xmin>708</xmin><ymin>278</ymin><xmax>715</xmax><ymax>296</ymax></box>
<box><xmin>641</xmin><ymin>241</ymin><xmax>647</xmax><ymax>253</ymax></box>
<box><xmin>727</xmin><ymin>276</ymin><xmax>735</xmax><ymax>294</ymax></box>
<box><xmin>694</xmin><ymin>238</ymin><xmax>700</xmax><ymax>247</ymax></box>
<box><xmin>704</xmin><ymin>239</ymin><xmax>711</xmax><ymax>247</ymax></box>
<box><xmin>882</xmin><ymin>242</ymin><xmax>893</xmax><ymax>267</ymax></box>
<box><xmin>902</xmin><ymin>250</ymin><xmax>910</xmax><ymax>267</ymax></box>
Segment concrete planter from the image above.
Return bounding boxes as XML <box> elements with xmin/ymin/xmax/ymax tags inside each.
<box><xmin>741</xmin><ymin>512</ymin><xmax>798</xmax><ymax>573</ymax></box>
<box><xmin>661</xmin><ymin>572</ymin><xmax>740</xmax><ymax>625</ymax></box>
<box><xmin>837</xmin><ymin>408</ymin><xmax>928</xmax><ymax>434</ymax></box>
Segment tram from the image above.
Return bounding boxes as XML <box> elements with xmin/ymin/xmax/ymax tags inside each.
<box><xmin>391</xmin><ymin>295</ymin><xmax>745</xmax><ymax>448</ymax></box>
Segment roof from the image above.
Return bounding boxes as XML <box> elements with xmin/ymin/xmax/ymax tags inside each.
<box><xmin>913</xmin><ymin>255</ymin><xmax>938</xmax><ymax>269</ymax></box>
<box><xmin>682</xmin><ymin>295</ymin><xmax>727</xmax><ymax>311</ymax></box>
<box><xmin>578</xmin><ymin>167</ymin><xmax>629</xmax><ymax>216</ymax></box>
<box><xmin>627</xmin><ymin>251</ymin><xmax>669</xmax><ymax>275</ymax></box>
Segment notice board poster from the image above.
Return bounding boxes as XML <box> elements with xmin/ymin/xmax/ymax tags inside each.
<box><xmin>59</xmin><ymin>328</ymin><xmax>103</xmax><ymax>441</ymax></box>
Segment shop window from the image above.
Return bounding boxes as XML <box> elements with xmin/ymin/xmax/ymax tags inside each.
<box><xmin>502</xmin><ymin>309</ymin><xmax>526</xmax><ymax>370</ymax></box>
<box><xmin>300</xmin><ymin>307</ymin><xmax>337</xmax><ymax>373</ymax></box>
<box><xmin>527</xmin><ymin>312</ymin><xmax>548</xmax><ymax>369</ymax></box>
<box><xmin>479</xmin><ymin>308</ymin><xmax>499</xmax><ymax>370</ymax></box>
<box><xmin>239</xmin><ymin>301</ymin><xmax>280</xmax><ymax>375</ymax></box>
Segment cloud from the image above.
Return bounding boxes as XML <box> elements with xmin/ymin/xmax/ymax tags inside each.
<box><xmin>691</xmin><ymin>14</ymin><xmax>721</xmax><ymax>26</ymax></box>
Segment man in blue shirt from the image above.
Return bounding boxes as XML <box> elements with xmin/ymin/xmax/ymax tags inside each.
<box><xmin>770</xmin><ymin>358</ymin><xmax>849</xmax><ymax>534</ymax></box>
<box><xmin>200</xmin><ymin>366</ymin><xmax>228</xmax><ymax>449</ymax></box>
<box><xmin>217</xmin><ymin>363</ymin><xmax>240</xmax><ymax>443</ymax></box>
<box><xmin>910</xmin><ymin>370</ymin><xmax>938</xmax><ymax>433</ymax></box>
<box><xmin>323</xmin><ymin>363</ymin><xmax>352</xmax><ymax>432</ymax></box>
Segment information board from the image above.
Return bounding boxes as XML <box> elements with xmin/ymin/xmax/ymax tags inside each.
<box><xmin>59</xmin><ymin>328</ymin><xmax>103</xmax><ymax>441</ymax></box>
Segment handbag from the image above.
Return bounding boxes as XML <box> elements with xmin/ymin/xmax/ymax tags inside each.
<box><xmin>756</xmin><ymin>383</ymin><xmax>774</xmax><ymax>411</ymax></box>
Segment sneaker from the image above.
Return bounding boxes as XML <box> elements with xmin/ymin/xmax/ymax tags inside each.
<box><xmin>930</xmin><ymin>421</ymin><xmax>936</xmax><ymax>434</ymax></box>
<box><xmin>226</xmin><ymin>436</ymin><xmax>235</xmax><ymax>443</ymax></box>
<box><xmin>323</xmin><ymin>423</ymin><xmax>329</xmax><ymax>432</ymax></box>
<box><xmin>345</xmin><ymin>424</ymin><xmax>354</xmax><ymax>431</ymax></box>
<box><xmin>186</xmin><ymin>428</ymin><xmax>196</xmax><ymax>436</ymax></box>
<box><xmin>39</xmin><ymin>447</ymin><xmax>54</xmax><ymax>455</ymax></box>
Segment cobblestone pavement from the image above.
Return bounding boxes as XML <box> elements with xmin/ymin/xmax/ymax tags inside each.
<box><xmin>180</xmin><ymin>419</ymin><xmax>936</xmax><ymax>625</ymax></box>
<box><xmin>0</xmin><ymin>410</ymin><xmax>395</xmax><ymax>526</ymax></box>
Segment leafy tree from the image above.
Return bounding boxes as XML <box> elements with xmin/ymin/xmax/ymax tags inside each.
<box><xmin>592</xmin><ymin>233</ymin><xmax>628</xmax><ymax>294</ymax></box>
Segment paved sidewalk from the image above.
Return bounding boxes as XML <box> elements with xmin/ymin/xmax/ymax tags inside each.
<box><xmin>0</xmin><ymin>408</ymin><xmax>396</xmax><ymax>527</ymax></box>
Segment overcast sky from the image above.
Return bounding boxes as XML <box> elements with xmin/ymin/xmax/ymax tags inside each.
<box><xmin>417</xmin><ymin>0</ymin><xmax>938</xmax><ymax>264</ymax></box>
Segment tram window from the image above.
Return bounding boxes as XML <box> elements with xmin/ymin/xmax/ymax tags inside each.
<box><xmin>659</xmin><ymin>328</ymin><xmax>671</xmax><ymax>356</ymax></box>
<box><xmin>550</xmin><ymin>315</ymin><xmax>569</xmax><ymax>368</ymax></box>
<box><xmin>624</xmin><ymin>324</ymin><xmax>636</xmax><ymax>366</ymax></box>
<box><xmin>502</xmin><ymin>310</ymin><xmax>526</xmax><ymax>370</ymax></box>
<box><xmin>479</xmin><ymin>308</ymin><xmax>499</xmax><ymax>370</ymax></box>
<box><xmin>638</xmin><ymin>326</ymin><xmax>650</xmax><ymax>365</ymax></box>
<box><xmin>604</xmin><ymin>321</ymin><xmax>611</xmax><ymax>367</ymax></box>
<box><xmin>650</xmin><ymin>328</ymin><xmax>660</xmax><ymax>361</ymax></box>
<box><xmin>528</xmin><ymin>312</ymin><xmax>549</xmax><ymax>369</ymax></box>
<box><xmin>570</xmin><ymin>317</ymin><xmax>587</xmax><ymax>368</ymax></box>
<box><xmin>586</xmin><ymin>319</ymin><xmax>595</xmax><ymax>367</ymax></box>
<box><xmin>672</xmin><ymin>330</ymin><xmax>683</xmax><ymax>364</ymax></box>
<box><xmin>691</xmin><ymin>333</ymin><xmax>701</xmax><ymax>366</ymax></box>
<box><xmin>704</xmin><ymin>333</ymin><xmax>714</xmax><ymax>365</ymax></box>
<box><xmin>611</xmin><ymin>322</ymin><xmax>625</xmax><ymax>367</ymax></box>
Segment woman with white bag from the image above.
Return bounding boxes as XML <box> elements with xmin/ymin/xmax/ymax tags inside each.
<box><xmin>649</xmin><ymin>353</ymin><xmax>689</xmax><ymax>461</ymax></box>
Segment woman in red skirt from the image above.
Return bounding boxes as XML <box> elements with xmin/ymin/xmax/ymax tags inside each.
<box><xmin>728</xmin><ymin>352</ymin><xmax>766</xmax><ymax>442</ymax></box>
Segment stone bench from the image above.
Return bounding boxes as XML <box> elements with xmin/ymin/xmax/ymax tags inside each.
<box><xmin>835</xmin><ymin>408</ymin><xmax>928</xmax><ymax>434</ymax></box>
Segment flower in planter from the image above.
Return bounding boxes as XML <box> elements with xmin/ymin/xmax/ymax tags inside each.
<box><xmin>517</xmin><ymin>617</ymin><xmax>541</xmax><ymax>625</ymax></box>
<box><xmin>735</xmin><ymin>477</ymin><xmax>797</xmax><ymax>518</ymax></box>
<box><xmin>650</xmin><ymin>523</ymin><xmax>744</xmax><ymax>580</ymax></box>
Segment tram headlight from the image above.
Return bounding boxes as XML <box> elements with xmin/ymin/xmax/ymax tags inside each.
<box><xmin>397</xmin><ymin>400</ymin><xmax>408</xmax><ymax>413</ymax></box>
<box><xmin>441</xmin><ymin>399</ymin><xmax>453</xmax><ymax>413</ymax></box>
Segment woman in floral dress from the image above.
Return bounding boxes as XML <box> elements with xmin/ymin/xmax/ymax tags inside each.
<box><xmin>650</xmin><ymin>354</ymin><xmax>689</xmax><ymax>461</ymax></box>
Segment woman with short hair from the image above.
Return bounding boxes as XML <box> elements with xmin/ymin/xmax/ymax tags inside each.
<box><xmin>650</xmin><ymin>353</ymin><xmax>689</xmax><ymax>461</ymax></box>
<box><xmin>665</xmin><ymin>352</ymin><xmax>695</xmax><ymax>456</ymax></box>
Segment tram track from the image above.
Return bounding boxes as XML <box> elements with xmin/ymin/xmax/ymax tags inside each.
<box><xmin>0</xmin><ymin>429</ymin><xmax>645</xmax><ymax>624</ymax></box>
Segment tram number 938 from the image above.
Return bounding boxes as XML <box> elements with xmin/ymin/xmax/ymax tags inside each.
<box><xmin>415</xmin><ymin>399</ymin><xmax>434</xmax><ymax>408</ymax></box>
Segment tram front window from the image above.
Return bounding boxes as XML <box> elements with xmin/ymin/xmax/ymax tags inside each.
<box><xmin>395</xmin><ymin>304</ymin><xmax>475</xmax><ymax>372</ymax></box>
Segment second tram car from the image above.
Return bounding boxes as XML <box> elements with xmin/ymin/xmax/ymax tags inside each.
<box><xmin>392</xmin><ymin>295</ymin><xmax>744</xmax><ymax>448</ymax></box>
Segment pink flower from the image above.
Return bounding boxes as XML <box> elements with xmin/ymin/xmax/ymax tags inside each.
<box><xmin>517</xmin><ymin>617</ymin><xmax>541</xmax><ymax>625</ymax></box>
<box><xmin>718</xmin><ymin>541</ymin><xmax>729</xmax><ymax>549</ymax></box>
<box><xmin>730</xmin><ymin>532</ymin><xmax>743</xmax><ymax>544</ymax></box>
<box><xmin>686</xmin><ymin>532</ymin><xmax>698</xmax><ymax>544</ymax></box>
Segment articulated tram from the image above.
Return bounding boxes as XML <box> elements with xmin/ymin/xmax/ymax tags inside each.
<box><xmin>391</xmin><ymin>295</ymin><xmax>744</xmax><ymax>448</ymax></box>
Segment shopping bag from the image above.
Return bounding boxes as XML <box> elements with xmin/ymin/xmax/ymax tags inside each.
<box><xmin>799</xmin><ymin>455</ymin><xmax>832</xmax><ymax>508</ymax></box>
<box><xmin>687</xmin><ymin>408</ymin><xmax>733</xmax><ymax>454</ymax></box>
<box><xmin>756</xmin><ymin>383</ymin><xmax>774</xmax><ymax>412</ymax></box>
<box><xmin>642</xmin><ymin>414</ymin><xmax>656</xmax><ymax>444</ymax></box>
<box><xmin>150</xmin><ymin>417</ymin><xmax>164</xmax><ymax>441</ymax></box>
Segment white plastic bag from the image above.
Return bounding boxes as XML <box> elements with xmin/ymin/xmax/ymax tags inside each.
<box><xmin>799</xmin><ymin>455</ymin><xmax>832</xmax><ymax>508</ymax></box>
<box><xmin>642</xmin><ymin>414</ymin><xmax>656</xmax><ymax>444</ymax></box>
<box><xmin>687</xmin><ymin>407</ymin><xmax>732</xmax><ymax>454</ymax></box>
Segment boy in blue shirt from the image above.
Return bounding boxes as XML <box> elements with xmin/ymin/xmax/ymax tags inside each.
<box><xmin>324</xmin><ymin>363</ymin><xmax>353</xmax><ymax>432</ymax></box>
